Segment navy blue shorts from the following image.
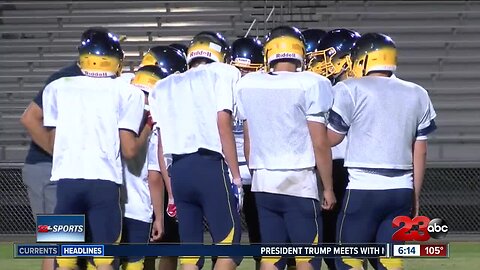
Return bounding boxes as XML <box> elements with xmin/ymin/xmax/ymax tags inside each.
<box><xmin>55</xmin><ymin>179</ymin><xmax>122</xmax><ymax>268</ymax></box>
<box><xmin>121</xmin><ymin>217</ymin><xmax>151</xmax><ymax>262</ymax></box>
<box><xmin>255</xmin><ymin>192</ymin><xmax>322</xmax><ymax>268</ymax></box>
<box><xmin>170</xmin><ymin>149</ymin><xmax>242</xmax><ymax>267</ymax></box>
<box><xmin>55</xmin><ymin>179</ymin><xmax>122</xmax><ymax>244</ymax></box>
<box><xmin>336</xmin><ymin>189</ymin><xmax>412</xmax><ymax>270</ymax></box>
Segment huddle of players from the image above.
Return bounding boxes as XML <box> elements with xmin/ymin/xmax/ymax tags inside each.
<box><xmin>26</xmin><ymin>23</ymin><xmax>436</xmax><ymax>270</ymax></box>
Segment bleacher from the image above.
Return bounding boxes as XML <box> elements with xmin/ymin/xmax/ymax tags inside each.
<box><xmin>1</xmin><ymin>0</ymin><xmax>480</xmax><ymax>163</ymax></box>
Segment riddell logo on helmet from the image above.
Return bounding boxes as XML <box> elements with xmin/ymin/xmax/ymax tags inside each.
<box><xmin>275</xmin><ymin>53</ymin><xmax>296</xmax><ymax>58</ymax></box>
<box><xmin>190</xmin><ymin>50</ymin><xmax>212</xmax><ymax>58</ymax></box>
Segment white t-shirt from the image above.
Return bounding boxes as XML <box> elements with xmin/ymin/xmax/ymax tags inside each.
<box><xmin>123</xmin><ymin>128</ymin><xmax>160</xmax><ymax>223</ymax></box>
<box><xmin>42</xmin><ymin>76</ymin><xmax>145</xmax><ymax>184</ymax></box>
<box><xmin>149</xmin><ymin>62</ymin><xmax>241</xmax><ymax>156</ymax></box>
<box><xmin>235</xmin><ymin>71</ymin><xmax>333</xmax><ymax>199</ymax></box>
<box><xmin>328</xmin><ymin>76</ymin><xmax>437</xmax><ymax>189</ymax></box>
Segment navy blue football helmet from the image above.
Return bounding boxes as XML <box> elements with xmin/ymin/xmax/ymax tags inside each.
<box><xmin>308</xmin><ymin>28</ymin><xmax>360</xmax><ymax>80</ymax></box>
<box><xmin>140</xmin><ymin>45</ymin><xmax>187</xmax><ymax>75</ymax></box>
<box><xmin>231</xmin><ymin>37</ymin><xmax>263</xmax><ymax>73</ymax></box>
<box><xmin>169</xmin><ymin>43</ymin><xmax>188</xmax><ymax>58</ymax></box>
<box><xmin>302</xmin><ymin>29</ymin><xmax>326</xmax><ymax>55</ymax></box>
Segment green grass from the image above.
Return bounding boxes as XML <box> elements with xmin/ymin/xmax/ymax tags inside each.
<box><xmin>1</xmin><ymin>242</ymin><xmax>479</xmax><ymax>269</ymax></box>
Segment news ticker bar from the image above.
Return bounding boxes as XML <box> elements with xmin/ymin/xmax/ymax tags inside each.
<box><xmin>14</xmin><ymin>243</ymin><xmax>449</xmax><ymax>258</ymax></box>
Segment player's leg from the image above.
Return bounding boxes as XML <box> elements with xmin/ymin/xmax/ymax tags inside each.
<box><xmin>255</xmin><ymin>192</ymin><xmax>289</xmax><ymax>270</ymax></box>
<box><xmin>282</xmin><ymin>195</ymin><xmax>322</xmax><ymax>270</ymax></box>
<box><xmin>243</xmin><ymin>184</ymin><xmax>262</xmax><ymax>270</ymax></box>
<box><xmin>157</xmin><ymin>186</ymin><xmax>180</xmax><ymax>270</ymax></box>
<box><xmin>323</xmin><ymin>159</ymin><xmax>348</xmax><ymax>270</ymax></box>
<box><xmin>54</xmin><ymin>179</ymin><xmax>88</xmax><ymax>270</ymax></box>
<box><xmin>85</xmin><ymin>180</ymin><xmax>122</xmax><ymax>270</ymax></box>
<box><xmin>22</xmin><ymin>162</ymin><xmax>57</xmax><ymax>270</ymax></box>
<box><xmin>197</xmin><ymin>151</ymin><xmax>242</xmax><ymax>270</ymax></box>
<box><xmin>335</xmin><ymin>190</ymin><xmax>378</xmax><ymax>270</ymax></box>
<box><xmin>170</xmin><ymin>152</ymin><xmax>207</xmax><ymax>270</ymax></box>
<box><xmin>375</xmin><ymin>189</ymin><xmax>412</xmax><ymax>270</ymax></box>
<box><xmin>120</xmin><ymin>217</ymin><xmax>151</xmax><ymax>270</ymax></box>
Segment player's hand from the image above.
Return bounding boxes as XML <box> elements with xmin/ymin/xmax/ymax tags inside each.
<box><xmin>150</xmin><ymin>217</ymin><xmax>164</xmax><ymax>242</ymax></box>
<box><xmin>231</xmin><ymin>182</ymin><xmax>244</xmax><ymax>212</ymax></box>
<box><xmin>322</xmin><ymin>189</ymin><xmax>336</xmax><ymax>210</ymax></box>
<box><xmin>145</xmin><ymin>111</ymin><xmax>156</xmax><ymax>130</ymax></box>
<box><xmin>166</xmin><ymin>202</ymin><xmax>177</xmax><ymax>218</ymax></box>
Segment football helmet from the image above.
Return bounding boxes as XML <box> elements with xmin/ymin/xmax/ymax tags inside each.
<box><xmin>231</xmin><ymin>37</ymin><xmax>263</xmax><ymax>73</ymax></box>
<box><xmin>350</xmin><ymin>33</ymin><xmax>397</xmax><ymax>78</ymax></box>
<box><xmin>308</xmin><ymin>29</ymin><xmax>360</xmax><ymax>80</ymax></box>
<box><xmin>140</xmin><ymin>45</ymin><xmax>187</xmax><ymax>75</ymax></box>
<box><xmin>302</xmin><ymin>29</ymin><xmax>326</xmax><ymax>64</ymax></box>
<box><xmin>78</xmin><ymin>27</ymin><xmax>124</xmax><ymax>77</ymax></box>
<box><xmin>186</xmin><ymin>31</ymin><xmax>230</xmax><ymax>66</ymax></box>
<box><xmin>131</xmin><ymin>65</ymin><xmax>167</xmax><ymax>94</ymax></box>
<box><xmin>169</xmin><ymin>43</ymin><xmax>188</xmax><ymax>58</ymax></box>
<box><xmin>263</xmin><ymin>25</ymin><xmax>306</xmax><ymax>71</ymax></box>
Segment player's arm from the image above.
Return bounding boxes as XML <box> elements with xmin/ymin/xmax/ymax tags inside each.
<box><xmin>412</xmin><ymin>96</ymin><xmax>437</xmax><ymax>217</ymax></box>
<box><xmin>327</xmin><ymin>82</ymin><xmax>353</xmax><ymax>146</ymax></box>
<box><xmin>243</xmin><ymin>120</ymin><xmax>252</xmax><ymax>175</ymax></box>
<box><xmin>147</xmin><ymin>129</ymin><xmax>165</xmax><ymax>240</ymax></box>
<box><xmin>308</xmin><ymin>121</ymin><xmax>335</xmax><ymax>210</ymax></box>
<box><xmin>218</xmin><ymin>110</ymin><xmax>241</xmax><ymax>184</ymax></box>
<box><xmin>306</xmin><ymin>78</ymin><xmax>336</xmax><ymax>210</ymax></box>
<box><xmin>20</xmin><ymin>94</ymin><xmax>53</xmax><ymax>155</ymax></box>
<box><xmin>119</xmin><ymin>88</ymin><xmax>150</xmax><ymax>159</ymax></box>
<box><xmin>327</xmin><ymin>110</ymin><xmax>347</xmax><ymax>147</ymax></box>
<box><xmin>119</xmin><ymin>120</ymin><xmax>153</xmax><ymax>159</ymax></box>
<box><xmin>412</xmin><ymin>140</ymin><xmax>427</xmax><ymax>217</ymax></box>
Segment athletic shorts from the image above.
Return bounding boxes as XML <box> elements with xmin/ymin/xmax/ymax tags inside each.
<box><xmin>336</xmin><ymin>188</ymin><xmax>412</xmax><ymax>270</ymax></box>
<box><xmin>170</xmin><ymin>149</ymin><xmax>242</xmax><ymax>267</ymax></box>
<box><xmin>255</xmin><ymin>192</ymin><xmax>322</xmax><ymax>268</ymax></box>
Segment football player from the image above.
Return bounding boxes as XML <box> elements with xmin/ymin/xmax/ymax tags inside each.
<box><xmin>235</xmin><ymin>26</ymin><xmax>335</xmax><ymax>270</ymax></box>
<box><xmin>307</xmin><ymin>28</ymin><xmax>361</xmax><ymax>270</ymax></box>
<box><xmin>20</xmin><ymin>27</ymin><xmax>103</xmax><ymax>270</ymax></box>
<box><xmin>229</xmin><ymin>37</ymin><xmax>264</xmax><ymax>270</ymax></box>
<box><xmin>149</xmin><ymin>31</ymin><xmax>243</xmax><ymax>270</ymax></box>
<box><xmin>42</xmin><ymin>28</ymin><xmax>150</xmax><ymax>270</ymax></box>
<box><xmin>121</xmin><ymin>61</ymin><xmax>185</xmax><ymax>270</ymax></box>
<box><xmin>137</xmin><ymin>46</ymin><xmax>188</xmax><ymax>270</ymax></box>
<box><xmin>327</xmin><ymin>33</ymin><xmax>437</xmax><ymax>270</ymax></box>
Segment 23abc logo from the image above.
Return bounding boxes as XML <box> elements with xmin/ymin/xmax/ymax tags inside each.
<box><xmin>392</xmin><ymin>216</ymin><xmax>449</xmax><ymax>241</ymax></box>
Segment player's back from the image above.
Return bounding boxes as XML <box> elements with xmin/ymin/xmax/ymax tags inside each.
<box><xmin>336</xmin><ymin>76</ymin><xmax>435</xmax><ymax>169</ymax></box>
<box><xmin>149</xmin><ymin>62</ymin><xmax>240</xmax><ymax>156</ymax></box>
<box><xmin>236</xmin><ymin>71</ymin><xmax>332</xmax><ymax>170</ymax></box>
<box><xmin>43</xmin><ymin>76</ymin><xmax>144</xmax><ymax>182</ymax></box>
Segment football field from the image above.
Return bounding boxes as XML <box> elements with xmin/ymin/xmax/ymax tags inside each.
<box><xmin>1</xmin><ymin>242</ymin><xmax>479</xmax><ymax>270</ymax></box>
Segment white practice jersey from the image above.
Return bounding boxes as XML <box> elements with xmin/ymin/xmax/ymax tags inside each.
<box><xmin>119</xmin><ymin>72</ymin><xmax>135</xmax><ymax>83</ymax></box>
<box><xmin>236</xmin><ymin>71</ymin><xmax>333</xmax><ymax>199</ymax></box>
<box><xmin>123</xmin><ymin>128</ymin><xmax>160</xmax><ymax>223</ymax></box>
<box><xmin>328</xmin><ymin>75</ymin><xmax>437</xmax><ymax>190</ymax></box>
<box><xmin>43</xmin><ymin>76</ymin><xmax>145</xmax><ymax>184</ymax></box>
<box><xmin>149</xmin><ymin>62</ymin><xmax>241</xmax><ymax>156</ymax></box>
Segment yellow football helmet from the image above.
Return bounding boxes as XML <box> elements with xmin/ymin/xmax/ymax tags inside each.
<box><xmin>186</xmin><ymin>31</ymin><xmax>230</xmax><ymax>67</ymax></box>
<box><xmin>131</xmin><ymin>65</ymin><xmax>166</xmax><ymax>94</ymax></box>
<box><xmin>263</xmin><ymin>26</ymin><xmax>306</xmax><ymax>71</ymax></box>
<box><xmin>308</xmin><ymin>29</ymin><xmax>360</xmax><ymax>81</ymax></box>
<box><xmin>350</xmin><ymin>33</ymin><xmax>397</xmax><ymax>78</ymax></box>
<box><xmin>77</xmin><ymin>27</ymin><xmax>124</xmax><ymax>77</ymax></box>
